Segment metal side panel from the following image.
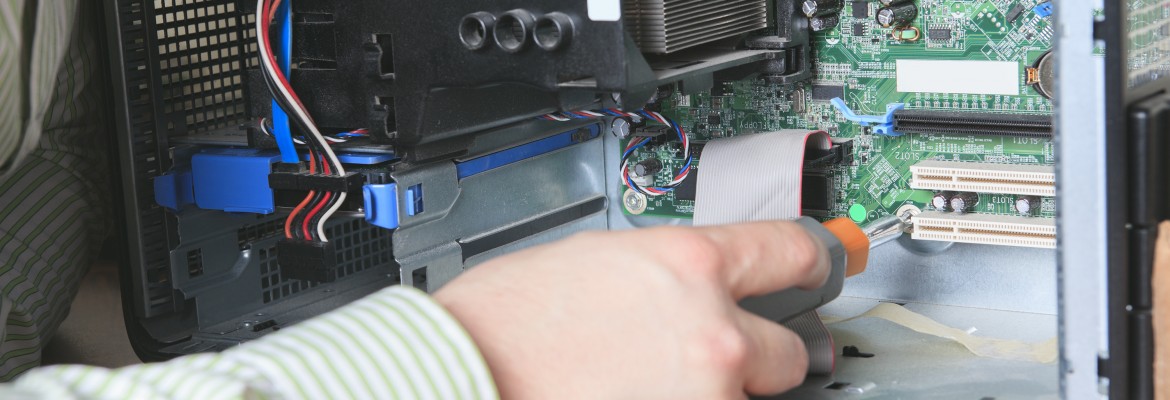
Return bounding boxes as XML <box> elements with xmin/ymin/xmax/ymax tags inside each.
<box><xmin>1056</xmin><ymin>0</ymin><xmax>1108</xmax><ymax>398</ymax></box>
<box><xmin>392</xmin><ymin>136</ymin><xmax>609</xmax><ymax>292</ymax></box>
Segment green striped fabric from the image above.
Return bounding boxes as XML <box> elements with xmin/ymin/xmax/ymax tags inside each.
<box><xmin>5</xmin><ymin>287</ymin><xmax>499</xmax><ymax>399</ymax></box>
<box><xmin>0</xmin><ymin>0</ymin><xmax>113</xmax><ymax>381</ymax></box>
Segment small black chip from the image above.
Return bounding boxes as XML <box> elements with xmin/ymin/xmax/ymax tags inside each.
<box><xmin>707</xmin><ymin>114</ymin><xmax>722</xmax><ymax>125</ymax></box>
<box><xmin>928</xmin><ymin>28</ymin><xmax>952</xmax><ymax>41</ymax></box>
<box><xmin>1006</xmin><ymin>4</ymin><xmax>1025</xmax><ymax>23</ymax></box>
<box><xmin>811</xmin><ymin>85</ymin><xmax>845</xmax><ymax>101</ymax></box>
<box><xmin>851</xmin><ymin>1</ymin><xmax>869</xmax><ymax>18</ymax></box>
<box><xmin>673</xmin><ymin>172</ymin><xmax>698</xmax><ymax>201</ymax></box>
<box><xmin>852</xmin><ymin>23</ymin><xmax>865</xmax><ymax>36</ymax></box>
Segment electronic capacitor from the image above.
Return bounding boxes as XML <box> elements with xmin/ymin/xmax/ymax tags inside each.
<box><xmin>633</xmin><ymin>158</ymin><xmax>663</xmax><ymax>178</ymax></box>
<box><xmin>949</xmin><ymin>192</ymin><xmax>979</xmax><ymax>214</ymax></box>
<box><xmin>810</xmin><ymin>15</ymin><xmax>841</xmax><ymax>32</ymax></box>
<box><xmin>931</xmin><ymin>192</ymin><xmax>952</xmax><ymax>212</ymax></box>
<box><xmin>802</xmin><ymin>0</ymin><xmax>843</xmax><ymax>18</ymax></box>
<box><xmin>1015</xmin><ymin>196</ymin><xmax>1041</xmax><ymax>216</ymax></box>
<box><xmin>876</xmin><ymin>3</ymin><xmax>917</xmax><ymax>28</ymax></box>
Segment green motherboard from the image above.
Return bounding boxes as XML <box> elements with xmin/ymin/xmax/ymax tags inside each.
<box><xmin>623</xmin><ymin>0</ymin><xmax>1057</xmax><ymax>224</ymax></box>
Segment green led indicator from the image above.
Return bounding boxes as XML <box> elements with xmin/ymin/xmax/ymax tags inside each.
<box><xmin>849</xmin><ymin>204</ymin><xmax>868</xmax><ymax>222</ymax></box>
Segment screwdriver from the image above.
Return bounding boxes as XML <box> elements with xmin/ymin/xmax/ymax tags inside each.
<box><xmin>739</xmin><ymin>212</ymin><xmax>914</xmax><ymax>323</ymax></box>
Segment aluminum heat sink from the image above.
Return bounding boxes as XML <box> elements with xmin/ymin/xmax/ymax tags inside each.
<box><xmin>623</xmin><ymin>0</ymin><xmax>770</xmax><ymax>54</ymax></box>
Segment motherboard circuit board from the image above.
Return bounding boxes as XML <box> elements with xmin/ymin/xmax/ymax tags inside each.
<box><xmin>623</xmin><ymin>0</ymin><xmax>1057</xmax><ymax>224</ymax></box>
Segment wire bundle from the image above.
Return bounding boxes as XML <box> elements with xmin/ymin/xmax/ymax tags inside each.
<box><xmin>256</xmin><ymin>0</ymin><xmax>347</xmax><ymax>242</ymax></box>
<box><xmin>540</xmin><ymin>108</ymin><xmax>692</xmax><ymax>197</ymax></box>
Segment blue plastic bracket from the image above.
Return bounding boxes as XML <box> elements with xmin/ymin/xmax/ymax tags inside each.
<box><xmin>830</xmin><ymin>97</ymin><xmax>905</xmax><ymax>136</ymax></box>
<box><xmin>154</xmin><ymin>168</ymin><xmax>195</xmax><ymax>211</ymax></box>
<box><xmin>1032</xmin><ymin>2</ymin><xmax>1052</xmax><ymax>17</ymax></box>
<box><xmin>271</xmin><ymin>0</ymin><xmax>299</xmax><ymax>163</ymax></box>
<box><xmin>363</xmin><ymin>183</ymin><xmax>400</xmax><ymax>230</ymax></box>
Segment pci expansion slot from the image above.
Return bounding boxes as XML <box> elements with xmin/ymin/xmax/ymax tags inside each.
<box><xmin>909</xmin><ymin>160</ymin><xmax>1056</xmax><ymax>248</ymax></box>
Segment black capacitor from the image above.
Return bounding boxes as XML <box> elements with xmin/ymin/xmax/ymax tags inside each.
<box><xmin>931</xmin><ymin>192</ymin><xmax>952</xmax><ymax>212</ymax></box>
<box><xmin>876</xmin><ymin>3</ymin><xmax>918</xmax><ymax>28</ymax></box>
<box><xmin>633</xmin><ymin>159</ymin><xmax>663</xmax><ymax>177</ymax></box>
<box><xmin>949</xmin><ymin>192</ymin><xmax>979</xmax><ymax>214</ymax></box>
<box><xmin>810</xmin><ymin>15</ymin><xmax>841</xmax><ymax>32</ymax></box>
<box><xmin>802</xmin><ymin>0</ymin><xmax>844</xmax><ymax>18</ymax></box>
<box><xmin>1015</xmin><ymin>195</ymin><xmax>1041</xmax><ymax>216</ymax></box>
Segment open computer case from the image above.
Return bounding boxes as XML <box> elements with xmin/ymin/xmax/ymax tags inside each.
<box><xmin>101</xmin><ymin>0</ymin><xmax>1163</xmax><ymax>398</ymax></box>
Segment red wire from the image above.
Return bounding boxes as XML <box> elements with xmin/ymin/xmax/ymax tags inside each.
<box><xmin>302</xmin><ymin>192</ymin><xmax>333</xmax><ymax>239</ymax></box>
<box><xmin>284</xmin><ymin>150</ymin><xmax>319</xmax><ymax>239</ymax></box>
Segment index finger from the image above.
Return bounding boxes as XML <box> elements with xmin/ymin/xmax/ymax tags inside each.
<box><xmin>695</xmin><ymin>221</ymin><xmax>831</xmax><ymax>299</ymax></box>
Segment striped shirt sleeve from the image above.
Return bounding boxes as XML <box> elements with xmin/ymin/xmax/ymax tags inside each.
<box><xmin>0</xmin><ymin>287</ymin><xmax>499</xmax><ymax>400</ymax></box>
<box><xmin>0</xmin><ymin>0</ymin><xmax>78</xmax><ymax>174</ymax></box>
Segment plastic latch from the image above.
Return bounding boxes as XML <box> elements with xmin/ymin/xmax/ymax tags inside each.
<box><xmin>830</xmin><ymin>97</ymin><xmax>905</xmax><ymax>136</ymax></box>
<box><xmin>154</xmin><ymin>169</ymin><xmax>195</xmax><ymax>211</ymax></box>
<box><xmin>363</xmin><ymin>183</ymin><xmax>400</xmax><ymax>229</ymax></box>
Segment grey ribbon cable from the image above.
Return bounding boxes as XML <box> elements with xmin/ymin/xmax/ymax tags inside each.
<box><xmin>692</xmin><ymin>130</ymin><xmax>837</xmax><ymax>375</ymax></box>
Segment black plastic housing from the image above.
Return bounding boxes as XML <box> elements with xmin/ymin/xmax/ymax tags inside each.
<box><xmin>277</xmin><ymin>240</ymin><xmax>339</xmax><ymax>283</ymax></box>
<box><xmin>250</xmin><ymin>1</ymin><xmax>811</xmax><ymax>161</ymax></box>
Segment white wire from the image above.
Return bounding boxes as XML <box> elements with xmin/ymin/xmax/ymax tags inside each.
<box><xmin>257</xmin><ymin>0</ymin><xmax>346</xmax><ymax>241</ymax></box>
<box><xmin>255</xmin><ymin>0</ymin><xmax>344</xmax><ymax>176</ymax></box>
<box><xmin>317</xmin><ymin>192</ymin><xmax>347</xmax><ymax>241</ymax></box>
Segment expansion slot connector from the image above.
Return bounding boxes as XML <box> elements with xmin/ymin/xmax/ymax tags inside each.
<box><xmin>910</xmin><ymin>160</ymin><xmax>1055</xmax><ymax>196</ymax></box>
<box><xmin>893</xmin><ymin>110</ymin><xmax>1052</xmax><ymax>138</ymax></box>
<box><xmin>911</xmin><ymin>211</ymin><xmax>1056</xmax><ymax>249</ymax></box>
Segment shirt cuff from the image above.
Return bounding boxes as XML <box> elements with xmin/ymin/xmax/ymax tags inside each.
<box><xmin>226</xmin><ymin>285</ymin><xmax>499</xmax><ymax>399</ymax></box>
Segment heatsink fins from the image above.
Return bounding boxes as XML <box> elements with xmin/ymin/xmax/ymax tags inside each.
<box><xmin>910</xmin><ymin>160</ymin><xmax>1055</xmax><ymax>197</ymax></box>
<box><xmin>622</xmin><ymin>0</ymin><xmax>769</xmax><ymax>54</ymax></box>
<box><xmin>911</xmin><ymin>211</ymin><xmax>1056</xmax><ymax>249</ymax></box>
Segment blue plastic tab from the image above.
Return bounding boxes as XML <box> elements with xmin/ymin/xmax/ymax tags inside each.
<box><xmin>363</xmin><ymin>183</ymin><xmax>400</xmax><ymax>229</ymax></box>
<box><xmin>271</xmin><ymin>0</ymin><xmax>298</xmax><ymax>163</ymax></box>
<box><xmin>830</xmin><ymin>97</ymin><xmax>905</xmax><ymax>136</ymax></box>
<box><xmin>456</xmin><ymin>124</ymin><xmax>600</xmax><ymax>179</ymax></box>
<box><xmin>302</xmin><ymin>151</ymin><xmax>397</xmax><ymax>165</ymax></box>
<box><xmin>191</xmin><ymin>149</ymin><xmax>282</xmax><ymax>214</ymax></box>
<box><xmin>1032</xmin><ymin>2</ymin><xmax>1052</xmax><ymax>17</ymax></box>
<box><xmin>154</xmin><ymin>168</ymin><xmax>195</xmax><ymax>211</ymax></box>
<box><xmin>404</xmin><ymin>184</ymin><xmax>424</xmax><ymax>216</ymax></box>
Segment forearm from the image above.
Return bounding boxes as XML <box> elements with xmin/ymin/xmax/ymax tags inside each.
<box><xmin>3</xmin><ymin>287</ymin><xmax>498</xmax><ymax>400</ymax></box>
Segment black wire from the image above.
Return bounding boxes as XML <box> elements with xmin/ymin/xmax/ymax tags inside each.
<box><xmin>258</xmin><ymin>0</ymin><xmax>343</xmax><ymax>242</ymax></box>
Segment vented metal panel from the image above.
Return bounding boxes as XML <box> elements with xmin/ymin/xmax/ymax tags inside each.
<box><xmin>622</xmin><ymin>0</ymin><xmax>769</xmax><ymax>54</ymax></box>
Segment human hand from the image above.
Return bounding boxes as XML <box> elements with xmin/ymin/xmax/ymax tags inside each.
<box><xmin>434</xmin><ymin>221</ymin><xmax>831</xmax><ymax>399</ymax></box>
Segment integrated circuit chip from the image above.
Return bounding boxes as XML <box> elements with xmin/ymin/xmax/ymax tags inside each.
<box><xmin>1006</xmin><ymin>4</ymin><xmax>1026</xmax><ymax>23</ymax></box>
<box><xmin>811</xmin><ymin>85</ymin><xmax>845</xmax><ymax>101</ymax></box>
<box><xmin>851</xmin><ymin>1</ymin><xmax>869</xmax><ymax>18</ymax></box>
<box><xmin>853</xmin><ymin>23</ymin><xmax>866</xmax><ymax>36</ymax></box>
<box><xmin>928</xmin><ymin>28</ymin><xmax>952</xmax><ymax>41</ymax></box>
<box><xmin>673</xmin><ymin>172</ymin><xmax>698</xmax><ymax>201</ymax></box>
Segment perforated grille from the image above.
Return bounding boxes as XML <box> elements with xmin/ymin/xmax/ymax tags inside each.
<box><xmin>237</xmin><ymin>218</ymin><xmax>284</xmax><ymax>250</ymax></box>
<box><xmin>259</xmin><ymin>220</ymin><xmax>394</xmax><ymax>303</ymax></box>
<box><xmin>153</xmin><ymin>0</ymin><xmax>256</xmax><ymax>133</ymax></box>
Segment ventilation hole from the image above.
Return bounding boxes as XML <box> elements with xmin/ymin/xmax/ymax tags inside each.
<box><xmin>373</xmin><ymin>33</ymin><xmax>394</xmax><ymax>76</ymax></box>
<box><xmin>186</xmin><ymin>249</ymin><xmax>204</xmax><ymax>277</ymax></box>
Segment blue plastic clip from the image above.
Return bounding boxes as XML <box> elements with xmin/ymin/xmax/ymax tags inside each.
<box><xmin>830</xmin><ymin>97</ymin><xmax>905</xmax><ymax>136</ymax></box>
<box><xmin>1032</xmin><ymin>2</ymin><xmax>1052</xmax><ymax>17</ymax></box>
<box><xmin>363</xmin><ymin>183</ymin><xmax>400</xmax><ymax>230</ymax></box>
<box><xmin>154</xmin><ymin>168</ymin><xmax>195</xmax><ymax>211</ymax></box>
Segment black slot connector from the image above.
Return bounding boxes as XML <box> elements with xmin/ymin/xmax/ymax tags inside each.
<box><xmin>269</xmin><ymin>171</ymin><xmax>365</xmax><ymax>192</ymax></box>
<box><xmin>893</xmin><ymin>110</ymin><xmax>1053</xmax><ymax>138</ymax></box>
<box><xmin>277</xmin><ymin>239</ymin><xmax>339</xmax><ymax>283</ymax></box>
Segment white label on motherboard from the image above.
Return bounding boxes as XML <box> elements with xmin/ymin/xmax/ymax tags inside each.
<box><xmin>587</xmin><ymin>0</ymin><xmax>621</xmax><ymax>21</ymax></box>
<box><xmin>896</xmin><ymin>60</ymin><xmax>1019</xmax><ymax>96</ymax></box>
